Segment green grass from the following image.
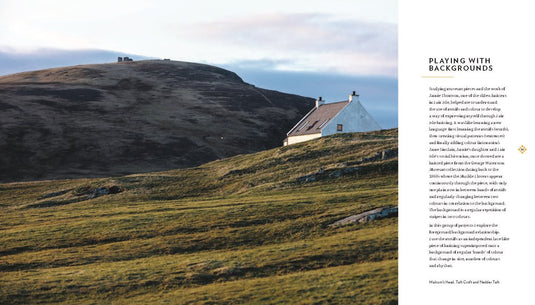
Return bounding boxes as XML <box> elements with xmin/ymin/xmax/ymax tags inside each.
<box><xmin>0</xmin><ymin>129</ymin><xmax>398</xmax><ymax>304</ymax></box>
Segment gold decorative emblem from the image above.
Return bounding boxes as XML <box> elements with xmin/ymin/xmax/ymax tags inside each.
<box><xmin>518</xmin><ymin>145</ymin><xmax>527</xmax><ymax>154</ymax></box>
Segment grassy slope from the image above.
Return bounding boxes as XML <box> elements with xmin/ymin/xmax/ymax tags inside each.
<box><xmin>0</xmin><ymin>129</ymin><xmax>398</xmax><ymax>304</ymax></box>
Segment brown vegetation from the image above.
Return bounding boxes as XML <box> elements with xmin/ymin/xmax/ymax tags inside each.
<box><xmin>0</xmin><ymin>60</ymin><xmax>313</xmax><ymax>182</ymax></box>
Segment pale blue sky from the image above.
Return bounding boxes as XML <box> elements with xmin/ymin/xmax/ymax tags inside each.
<box><xmin>0</xmin><ymin>0</ymin><xmax>398</xmax><ymax>127</ymax></box>
<box><xmin>0</xmin><ymin>0</ymin><xmax>397</xmax><ymax>76</ymax></box>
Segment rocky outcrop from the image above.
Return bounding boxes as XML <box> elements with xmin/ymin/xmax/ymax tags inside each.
<box><xmin>329</xmin><ymin>206</ymin><xmax>398</xmax><ymax>227</ymax></box>
<box><xmin>76</xmin><ymin>185</ymin><xmax>124</xmax><ymax>199</ymax></box>
<box><xmin>357</xmin><ymin>148</ymin><xmax>398</xmax><ymax>164</ymax></box>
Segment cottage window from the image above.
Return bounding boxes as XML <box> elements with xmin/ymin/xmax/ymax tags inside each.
<box><xmin>317</xmin><ymin>119</ymin><xmax>329</xmax><ymax>129</ymax></box>
<box><xmin>337</xmin><ymin>124</ymin><xmax>343</xmax><ymax>131</ymax></box>
<box><xmin>297</xmin><ymin>121</ymin><xmax>309</xmax><ymax>132</ymax></box>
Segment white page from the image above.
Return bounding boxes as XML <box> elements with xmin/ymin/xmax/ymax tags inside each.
<box><xmin>399</xmin><ymin>1</ymin><xmax>534</xmax><ymax>304</ymax></box>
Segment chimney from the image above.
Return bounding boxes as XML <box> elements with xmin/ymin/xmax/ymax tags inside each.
<box><xmin>315</xmin><ymin>96</ymin><xmax>325</xmax><ymax>108</ymax></box>
<box><xmin>349</xmin><ymin>90</ymin><xmax>359</xmax><ymax>102</ymax></box>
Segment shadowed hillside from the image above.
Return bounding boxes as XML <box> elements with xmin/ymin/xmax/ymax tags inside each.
<box><xmin>0</xmin><ymin>60</ymin><xmax>314</xmax><ymax>182</ymax></box>
<box><xmin>0</xmin><ymin>129</ymin><xmax>398</xmax><ymax>304</ymax></box>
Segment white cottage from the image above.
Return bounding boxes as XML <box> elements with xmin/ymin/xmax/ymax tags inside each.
<box><xmin>283</xmin><ymin>91</ymin><xmax>381</xmax><ymax>146</ymax></box>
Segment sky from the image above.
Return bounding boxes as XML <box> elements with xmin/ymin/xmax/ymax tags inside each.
<box><xmin>0</xmin><ymin>0</ymin><xmax>398</xmax><ymax>127</ymax></box>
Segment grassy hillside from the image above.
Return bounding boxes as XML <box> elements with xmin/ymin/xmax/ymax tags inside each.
<box><xmin>0</xmin><ymin>60</ymin><xmax>313</xmax><ymax>182</ymax></box>
<box><xmin>0</xmin><ymin>129</ymin><xmax>398</xmax><ymax>304</ymax></box>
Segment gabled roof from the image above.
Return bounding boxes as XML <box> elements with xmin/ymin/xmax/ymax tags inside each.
<box><xmin>287</xmin><ymin>100</ymin><xmax>349</xmax><ymax>137</ymax></box>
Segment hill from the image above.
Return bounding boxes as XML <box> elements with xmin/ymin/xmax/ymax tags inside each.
<box><xmin>0</xmin><ymin>129</ymin><xmax>398</xmax><ymax>304</ymax></box>
<box><xmin>0</xmin><ymin>60</ymin><xmax>314</xmax><ymax>182</ymax></box>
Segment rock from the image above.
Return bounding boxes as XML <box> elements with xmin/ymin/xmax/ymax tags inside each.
<box><xmin>329</xmin><ymin>206</ymin><xmax>398</xmax><ymax>227</ymax></box>
<box><xmin>381</xmin><ymin>149</ymin><xmax>398</xmax><ymax>160</ymax></box>
<box><xmin>328</xmin><ymin>170</ymin><xmax>342</xmax><ymax>178</ymax></box>
<box><xmin>108</xmin><ymin>185</ymin><xmax>124</xmax><ymax>194</ymax></box>
<box><xmin>296</xmin><ymin>173</ymin><xmax>317</xmax><ymax>183</ymax></box>
<box><xmin>87</xmin><ymin>187</ymin><xmax>109</xmax><ymax>199</ymax></box>
<box><xmin>73</xmin><ymin>185</ymin><xmax>124</xmax><ymax>199</ymax></box>
<box><xmin>358</xmin><ymin>148</ymin><xmax>398</xmax><ymax>164</ymax></box>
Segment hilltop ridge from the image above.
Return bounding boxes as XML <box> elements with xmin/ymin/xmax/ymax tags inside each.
<box><xmin>0</xmin><ymin>60</ymin><xmax>314</xmax><ymax>182</ymax></box>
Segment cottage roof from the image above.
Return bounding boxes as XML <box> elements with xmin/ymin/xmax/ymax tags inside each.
<box><xmin>287</xmin><ymin>100</ymin><xmax>349</xmax><ymax>137</ymax></box>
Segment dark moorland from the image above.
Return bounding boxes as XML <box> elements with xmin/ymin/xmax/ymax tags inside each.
<box><xmin>0</xmin><ymin>60</ymin><xmax>313</xmax><ymax>182</ymax></box>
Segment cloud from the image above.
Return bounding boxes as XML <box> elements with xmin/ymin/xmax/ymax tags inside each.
<box><xmin>182</xmin><ymin>13</ymin><xmax>397</xmax><ymax>76</ymax></box>
<box><xmin>224</xmin><ymin>59</ymin><xmax>297</xmax><ymax>70</ymax></box>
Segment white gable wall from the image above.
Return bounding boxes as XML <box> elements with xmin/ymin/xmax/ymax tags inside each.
<box><xmin>284</xmin><ymin>133</ymin><xmax>322</xmax><ymax>146</ymax></box>
<box><xmin>321</xmin><ymin>99</ymin><xmax>381</xmax><ymax>136</ymax></box>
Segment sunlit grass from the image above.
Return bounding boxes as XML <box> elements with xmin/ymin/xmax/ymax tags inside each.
<box><xmin>0</xmin><ymin>129</ymin><xmax>398</xmax><ymax>304</ymax></box>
